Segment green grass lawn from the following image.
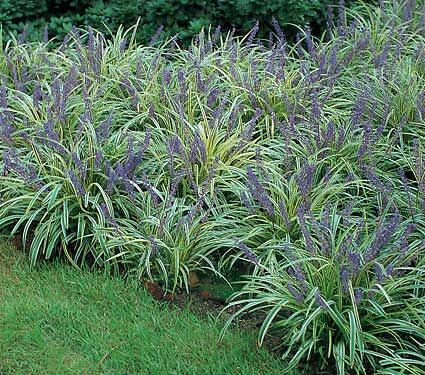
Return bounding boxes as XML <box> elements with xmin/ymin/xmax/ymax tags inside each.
<box><xmin>0</xmin><ymin>242</ymin><xmax>288</xmax><ymax>375</ymax></box>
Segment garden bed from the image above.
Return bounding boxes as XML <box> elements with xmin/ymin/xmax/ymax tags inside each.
<box><xmin>0</xmin><ymin>1</ymin><xmax>424</xmax><ymax>373</ymax></box>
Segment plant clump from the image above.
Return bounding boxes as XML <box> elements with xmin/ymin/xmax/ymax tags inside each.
<box><xmin>0</xmin><ymin>1</ymin><xmax>424</xmax><ymax>373</ymax></box>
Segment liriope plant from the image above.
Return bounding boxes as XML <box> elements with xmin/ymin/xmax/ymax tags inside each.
<box><xmin>221</xmin><ymin>203</ymin><xmax>425</xmax><ymax>374</ymax></box>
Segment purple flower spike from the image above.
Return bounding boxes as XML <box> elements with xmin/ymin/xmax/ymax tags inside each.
<box><xmin>314</xmin><ymin>290</ymin><xmax>328</xmax><ymax>309</ymax></box>
<box><xmin>3</xmin><ymin>148</ymin><xmax>42</xmax><ymax>189</ymax></box>
<box><xmin>32</xmin><ymin>82</ymin><xmax>43</xmax><ymax>109</ymax></box>
<box><xmin>234</xmin><ymin>239</ymin><xmax>259</xmax><ymax>265</ymax></box>
<box><xmin>189</xmin><ymin>131</ymin><xmax>207</xmax><ymax>164</ymax></box>
<box><xmin>162</xmin><ymin>67</ymin><xmax>172</xmax><ymax>86</ymax></box>
<box><xmin>365</xmin><ymin>213</ymin><xmax>400</xmax><ymax>261</ymax></box>
<box><xmin>246</xmin><ymin>166</ymin><xmax>274</xmax><ymax>216</ymax></box>
<box><xmin>0</xmin><ymin>115</ymin><xmax>15</xmax><ymax>145</ymax></box>
<box><xmin>100</xmin><ymin>203</ymin><xmax>118</xmax><ymax>228</ymax></box>
<box><xmin>271</xmin><ymin>17</ymin><xmax>285</xmax><ymax>43</ymax></box>
<box><xmin>72</xmin><ymin>152</ymin><xmax>87</xmax><ymax>178</ymax></box>
<box><xmin>354</xmin><ymin>288</ymin><xmax>363</xmax><ymax>305</ymax></box>
<box><xmin>288</xmin><ymin>264</ymin><xmax>307</xmax><ymax>287</ymax></box>
<box><xmin>287</xmin><ymin>283</ymin><xmax>304</xmax><ymax>303</ymax></box>
<box><xmin>348</xmin><ymin>251</ymin><xmax>361</xmax><ymax>276</ymax></box>
<box><xmin>207</xmin><ymin>88</ymin><xmax>219</xmax><ymax>108</ymax></box>
<box><xmin>67</xmin><ymin>169</ymin><xmax>85</xmax><ymax>197</ymax></box>
<box><xmin>119</xmin><ymin>37</ymin><xmax>127</xmax><ymax>53</ymax></box>
<box><xmin>149</xmin><ymin>25</ymin><xmax>164</xmax><ymax>45</ymax></box>
<box><xmin>246</xmin><ymin>21</ymin><xmax>260</xmax><ymax>47</ymax></box>
<box><xmin>340</xmin><ymin>266</ymin><xmax>349</xmax><ymax>292</ymax></box>
<box><xmin>96</xmin><ymin>113</ymin><xmax>112</xmax><ymax>144</ymax></box>
<box><xmin>374</xmin><ymin>263</ymin><xmax>385</xmax><ymax>284</ymax></box>
<box><xmin>212</xmin><ymin>25</ymin><xmax>221</xmax><ymax>44</ymax></box>
<box><xmin>94</xmin><ymin>150</ymin><xmax>103</xmax><ymax>169</ymax></box>
<box><xmin>296</xmin><ymin>162</ymin><xmax>315</xmax><ymax>199</ymax></box>
<box><xmin>278</xmin><ymin>200</ymin><xmax>291</xmax><ymax>229</ymax></box>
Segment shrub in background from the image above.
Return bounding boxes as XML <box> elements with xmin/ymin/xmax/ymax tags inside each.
<box><xmin>0</xmin><ymin>0</ymin><xmax>371</xmax><ymax>44</ymax></box>
<box><xmin>0</xmin><ymin>0</ymin><xmax>93</xmax><ymax>41</ymax></box>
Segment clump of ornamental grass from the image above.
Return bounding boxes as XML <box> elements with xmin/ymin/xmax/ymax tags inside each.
<box><xmin>0</xmin><ymin>93</ymin><xmax>154</xmax><ymax>269</ymax></box>
<box><xmin>105</xmin><ymin>166</ymin><xmax>227</xmax><ymax>291</ymax></box>
<box><xmin>221</xmin><ymin>201</ymin><xmax>425</xmax><ymax>374</ymax></box>
<box><xmin>0</xmin><ymin>0</ymin><xmax>424</xmax><ymax>373</ymax></box>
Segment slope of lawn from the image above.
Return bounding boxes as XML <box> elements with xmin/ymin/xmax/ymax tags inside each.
<box><xmin>0</xmin><ymin>242</ymin><xmax>289</xmax><ymax>375</ymax></box>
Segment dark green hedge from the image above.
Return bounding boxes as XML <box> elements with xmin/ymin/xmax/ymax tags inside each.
<box><xmin>0</xmin><ymin>0</ymin><xmax>368</xmax><ymax>44</ymax></box>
